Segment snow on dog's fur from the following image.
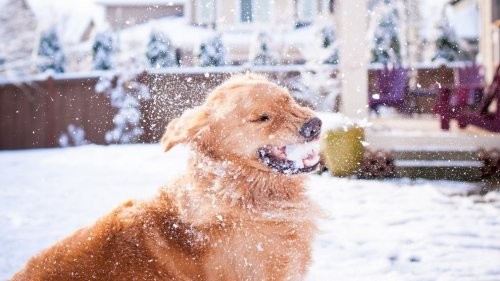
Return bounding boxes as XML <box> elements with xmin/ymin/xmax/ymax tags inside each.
<box><xmin>12</xmin><ymin>73</ymin><xmax>322</xmax><ymax>281</ymax></box>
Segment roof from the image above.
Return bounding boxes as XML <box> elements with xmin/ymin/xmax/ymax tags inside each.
<box><xmin>119</xmin><ymin>17</ymin><xmax>213</xmax><ymax>49</ymax></box>
<box><xmin>95</xmin><ymin>0</ymin><xmax>185</xmax><ymax>6</ymax></box>
<box><xmin>26</xmin><ymin>0</ymin><xmax>106</xmax><ymax>44</ymax></box>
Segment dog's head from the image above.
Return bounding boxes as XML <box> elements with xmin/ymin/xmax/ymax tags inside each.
<box><xmin>161</xmin><ymin>74</ymin><xmax>321</xmax><ymax>174</ymax></box>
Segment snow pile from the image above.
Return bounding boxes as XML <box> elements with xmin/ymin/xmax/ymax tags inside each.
<box><xmin>119</xmin><ymin>17</ymin><xmax>213</xmax><ymax>53</ymax></box>
<box><xmin>1</xmin><ymin>144</ymin><xmax>499</xmax><ymax>280</ymax></box>
<box><xmin>316</xmin><ymin>112</ymin><xmax>371</xmax><ymax>132</ymax></box>
<box><xmin>285</xmin><ymin>140</ymin><xmax>321</xmax><ymax>165</ymax></box>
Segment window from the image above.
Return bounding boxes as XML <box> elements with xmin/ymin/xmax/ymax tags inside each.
<box><xmin>239</xmin><ymin>0</ymin><xmax>272</xmax><ymax>24</ymax></box>
<box><xmin>297</xmin><ymin>0</ymin><xmax>318</xmax><ymax>23</ymax></box>
<box><xmin>240</xmin><ymin>0</ymin><xmax>253</xmax><ymax>23</ymax></box>
<box><xmin>197</xmin><ymin>0</ymin><xmax>215</xmax><ymax>25</ymax></box>
<box><xmin>320</xmin><ymin>0</ymin><xmax>336</xmax><ymax>14</ymax></box>
<box><xmin>253</xmin><ymin>0</ymin><xmax>271</xmax><ymax>22</ymax></box>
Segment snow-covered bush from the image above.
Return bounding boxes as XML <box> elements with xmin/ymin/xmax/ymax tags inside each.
<box><xmin>370</xmin><ymin>0</ymin><xmax>402</xmax><ymax>65</ymax></box>
<box><xmin>287</xmin><ymin>21</ymin><xmax>340</xmax><ymax>112</ymax></box>
<box><xmin>432</xmin><ymin>16</ymin><xmax>463</xmax><ymax>62</ymax></box>
<box><xmin>37</xmin><ymin>28</ymin><xmax>65</xmax><ymax>73</ymax></box>
<box><xmin>95</xmin><ymin>70</ymin><xmax>150</xmax><ymax>144</ymax></box>
<box><xmin>92</xmin><ymin>32</ymin><xmax>114</xmax><ymax>70</ymax></box>
<box><xmin>249</xmin><ymin>32</ymin><xmax>279</xmax><ymax>66</ymax></box>
<box><xmin>320</xmin><ymin>25</ymin><xmax>339</xmax><ymax>65</ymax></box>
<box><xmin>146</xmin><ymin>31</ymin><xmax>178</xmax><ymax>68</ymax></box>
<box><xmin>58</xmin><ymin>124</ymin><xmax>88</xmax><ymax>147</ymax></box>
<box><xmin>300</xmin><ymin>21</ymin><xmax>339</xmax><ymax>66</ymax></box>
<box><xmin>287</xmin><ymin>67</ymin><xmax>339</xmax><ymax>112</ymax></box>
<box><xmin>197</xmin><ymin>34</ymin><xmax>225</xmax><ymax>67</ymax></box>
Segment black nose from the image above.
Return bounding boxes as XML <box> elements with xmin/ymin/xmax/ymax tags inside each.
<box><xmin>299</xmin><ymin>117</ymin><xmax>322</xmax><ymax>140</ymax></box>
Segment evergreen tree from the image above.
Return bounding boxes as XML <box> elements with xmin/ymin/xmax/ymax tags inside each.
<box><xmin>370</xmin><ymin>0</ymin><xmax>402</xmax><ymax>65</ymax></box>
<box><xmin>250</xmin><ymin>32</ymin><xmax>278</xmax><ymax>66</ymax></box>
<box><xmin>321</xmin><ymin>25</ymin><xmax>339</xmax><ymax>64</ymax></box>
<box><xmin>432</xmin><ymin>16</ymin><xmax>462</xmax><ymax>62</ymax></box>
<box><xmin>37</xmin><ymin>28</ymin><xmax>65</xmax><ymax>73</ymax></box>
<box><xmin>288</xmin><ymin>22</ymin><xmax>340</xmax><ymax>112</ymax></box>
<box><xmin>197</xmin><ymin>34</ymin><xmax>225</xmax><ymax>67</ymax></box>
<box><xmin>92</xmin><ymin>32</ymin><xmax>114</xmax><ymax>70</ymax></box>
<box><xmin>146</xmin><ymin>31</ymin><xmax>178</xmax><ymax>68</ymax></box>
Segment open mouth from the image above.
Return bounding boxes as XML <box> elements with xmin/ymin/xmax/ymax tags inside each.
<box><xmin>257</xmin><ymin>137</ymin><xmax>321</xmax><ymax>174</ymax></box>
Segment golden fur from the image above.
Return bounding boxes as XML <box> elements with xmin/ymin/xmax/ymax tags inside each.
<box><xmin>12</xmin><ymin>74</ymin><xmax>319</xmax><ymax>281</ymax></box>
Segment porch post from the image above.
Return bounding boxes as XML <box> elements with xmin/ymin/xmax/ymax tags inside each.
<box><xmin>337</xmin><ymin>0</ymin><xmax>368</xmax><ymax>119</ymax></box>
<box><xmin>478</xmin><ymin>0</ymin><xmax>494</xmax><ymax>82</ymax></box>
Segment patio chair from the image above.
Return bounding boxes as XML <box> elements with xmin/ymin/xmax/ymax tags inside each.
<box><xmin>434</xmin><ymin>64</ymin><xmax>500</xmax><ymax>132</ymax></box>
<box><xmin>456</xmin><ymin>64</ymin><xmax>484</xmax><ymax>109</ymax></box>
<box><xmin>369</xmin><ymin>67</ymin><xmax>409</xmax><ymax>113</ymax></box>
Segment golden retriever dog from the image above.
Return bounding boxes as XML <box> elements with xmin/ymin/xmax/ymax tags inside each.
<box><xmin>12</xmin><ymin>73</ymin><xmax>322</xmax><ymax>281</ymax></box>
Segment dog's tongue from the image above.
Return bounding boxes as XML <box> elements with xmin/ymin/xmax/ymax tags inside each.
<box><xmin>285</xmin><ymin>141</ymin><xmax>320</xmax><ymax>168</ymax></box>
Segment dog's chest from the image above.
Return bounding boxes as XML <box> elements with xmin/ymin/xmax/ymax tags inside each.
<box><xmin>205</xmin><ymin>216</ymin><xmax>313</xmax><ymax>280</ymax></box>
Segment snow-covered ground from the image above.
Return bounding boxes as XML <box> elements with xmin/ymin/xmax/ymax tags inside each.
<box><xmin>1</xmin><ymin>144</ymin><xmax>499</xmax><ymax>280</ymax></box>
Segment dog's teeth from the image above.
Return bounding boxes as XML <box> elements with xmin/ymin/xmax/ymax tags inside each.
<box><xmin>303</xmin><ymin>154</ymin><xmax>320</xmax><ymax>167</ymax></box>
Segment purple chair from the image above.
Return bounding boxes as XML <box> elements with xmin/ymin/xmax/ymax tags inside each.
<box><xmin>435</xmin><ymin>65</ymin><xmax>500</xmax><ymax>132</ymax></box>
<box><xmin>456</xmin><ymin>64</ymin><xmax>484</xmax><ymax>86</ymax></box>
<box><xmin>456</xmin><ymin>64</ymin><xmax>484</xmax><ymax>108</ymax></box>
<box><xmin>369</xmin><ymin>67</ymin><xmax>409</xmax><ymax>113</ymax></box>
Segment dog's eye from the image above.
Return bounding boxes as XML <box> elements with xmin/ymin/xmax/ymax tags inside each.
<box><xmin>253</xmin><ymin>114</ymin><xmax>271</xmax><ymax>122</ymax></box>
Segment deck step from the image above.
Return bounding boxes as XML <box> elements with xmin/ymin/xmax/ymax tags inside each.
<box><xmin>392</xmin><ymin>150</ymin><xmax>480</xmax><ymax>161</ymax></box>
<box><xmin>394</xmin><ymin>164</ymin><xmax>482</xmax><ymax>181</ymax></box>
<box><xmin>390</xmin><ymin>150</ymin><xmax>486</xmax><ymax>181</ymax></box>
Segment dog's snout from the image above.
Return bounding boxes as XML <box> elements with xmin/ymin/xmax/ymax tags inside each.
<box><xmin>299</xmin><ymin>117</ymin><xmax>322</xmax><ymax>140</ymax></box>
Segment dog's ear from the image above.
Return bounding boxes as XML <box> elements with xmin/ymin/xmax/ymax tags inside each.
<box><xmin>160</xmin><ymin>106</ymin><xmax>209</xmax><ymax>152</ymax></box>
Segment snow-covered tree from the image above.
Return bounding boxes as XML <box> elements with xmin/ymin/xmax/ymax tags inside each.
<box><xmin>287</xmin><ymin>67</ymin><xmax>339</xmax><ymax>112</ymax></box>
<box><xmin>197</xmin><ymin>34</ymin><xmax>225</xmax><ymax>67</ymax></box>
<box><xmin>58</xmin><ymin>124</ymin><xmax>88</xmax><ymax>147</ymax></box>
<box><xmin>320</xmin><ymin>25</ymin><xmax>339</xmax><ymax>64</ymax></box>
<box><xmin>0</xmin><ymin>0</ymin><xmax>37</xmax><ymax>76</ymax></box>
<box><xmin>92</xmin><ymin>32</ymin><xmax>114</xmax><ymax>70</ymax></box>
<box><xmin>37</xmin><ymin>28</ymin><xmax>65</xmax><ymax>73</ymax></box>
<box><xmin>287</xmin><ymin>20</ymin><xmax>340</xmax><ymax>112</ymax></box>
<box><xmin>300</xmin><ymin>20</ymin><xmax>339</xmax><ymax>66</ymax></box>
<box><xmin>249</xmin><ymin>32</ymin><xmax>279</xmax><ymax>66</ymax></box>
<box><xmin>432</xmin><ymin>16</ymin><xmax>463</xmax><ymax>62</ymax></box>
<box><xmin>370</xmin><ymin>0</ymin><xmax>402</xmax><ymax>65</ymax></box>
<box><xmin>146</xmin><ymin>31</ymin><xmax>178</xmax><ymax>68</ymax></box>
<box><xmin>95</xmin><ymin>69</ymin><xmax>150</xmax><ymax>144</ymax></box>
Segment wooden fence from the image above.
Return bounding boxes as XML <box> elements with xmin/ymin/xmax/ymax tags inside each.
<box><xmin>0</xmin><ymin>66</ymin><xmax>456</xmax><ymax>150</ymax></box>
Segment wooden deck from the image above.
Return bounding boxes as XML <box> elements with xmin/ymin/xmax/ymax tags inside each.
<box><xmin>362</xmin><ymin>115</ymin><xmax>500</xmax><ymax>181</ymax></box>
<box><xmin>366</xmin><ymin>115</ymin><xmax>500</xmax><ymax>151</ymax></box>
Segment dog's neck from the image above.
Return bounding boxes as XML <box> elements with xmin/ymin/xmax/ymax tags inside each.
<box><xmin>188</xmin><ymin>151</ymin><xmax>309</xmax><ymax>211</ymax></box>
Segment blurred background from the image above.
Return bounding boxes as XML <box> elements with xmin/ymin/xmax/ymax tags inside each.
<box><xmin>1</xmin><ymin>1</ymin><xmax>500</xmax><ymax>280</ymax></box>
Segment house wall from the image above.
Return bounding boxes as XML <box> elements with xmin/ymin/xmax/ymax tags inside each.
<box><xmin>479</xmin><ymin>0</ymin><xmax>498</xmax><ymax>82</ymax></box>
<box><xmin>215</xmin><ymin>0</ymin><xmax>294</xmax><ymax>31</ymax></box>
<box><xmin>0</xmin><ymin>0</ymin><xmax>38</xmax><ymax>76</ymax></box>
<box><xmin>106</xmin><ymin>4</ymin><xmax>184</xmax><ymax>29</ymax></box>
